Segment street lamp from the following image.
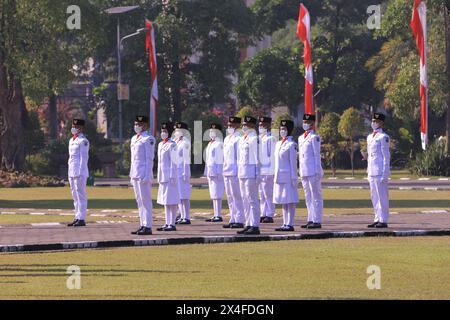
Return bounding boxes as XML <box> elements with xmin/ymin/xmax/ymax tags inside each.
<box><xmin>105</xmin><ymin>5</ymin><xmax>140</xmax><ymax>168</ymax></box>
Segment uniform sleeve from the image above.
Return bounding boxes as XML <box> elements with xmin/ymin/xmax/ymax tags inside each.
<box><xmin>183</xmin><ymin>141</ymin><xmax>191</xmax><ymax>178</ymax></box>
<box><xmin>169</xmin><ymin>143</ymin><xmax>178</xmax><ymax>180</ymax></box>
<box><xmin>381</xmin><ymin>135</ymin><xmax>390</xmax><ymax>178</ymax></box>
<box><xmin>253</xmin><ymin>137</ymin><xmax>260</xmax><ymax>178</ymax></box>
<box><xmin>312</xmin><ymin>135</ymin><xmax>323</xmax><ymax>176</ymax></box>
<box><xmin>290</xmin><ymin>142</ymin><xmax>298</xmax><ymax>181</ymax></box>
<box><xmin>80</xmin><ymin>139</ymin><xmax>89</xmax><ymax>176</ymax></box>
<box><xmin>144</xmin><ymin>137</ymin><xmax>155</xmax><ymax>181</ymax></box>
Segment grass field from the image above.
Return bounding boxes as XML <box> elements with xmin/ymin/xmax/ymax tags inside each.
<box><xmin>0</xmin><ymin>187</ymin><xmax>449</xmax><ymax>224</ymax></box>
<box><xmin>0</xmin><ymin>237</ymin><xmax>449</xmax><ymax>299</ymax></box>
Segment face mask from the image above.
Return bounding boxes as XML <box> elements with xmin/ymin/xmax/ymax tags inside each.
<box><xmin>371</xmin><ymin>122</ymin><xmax>379</xmax><ymax>131</ymax></box>
<box><xmin>209</xmin><ymin>130</ymin><xmax>217</xmax><ymax>140</ymax></box>
<box><xmin>259</xmin><ymin>127</ymin><xmax>267</xmax><ymax>135</ymax></box>
<box><xmin>280</xmin><ymin>130</ymin><xmax>288</xmax><ymax>138</ymax></box>
<box><xmin>71</xmin><ymin>127</ymin><xmax>79</xmax><ymax>135</ymax></box>
<box><xmin>302</xmin><ymin>123</ymin><xmax>311</xmax><ymax>131</ymax></box>
<box><xmin>227</xmin><ymin>127</ymin><xmax>235</xmax><ymax>135</ymax></box>
<box><xmin>242</xmin><ymin>126</ymin><xmax>249</xmax><ymax>133</ymax></box>
<box><xmin>161</xmin><ymin>132</ymin><xmax>169</xmax><ymax>140</ymax></box>
<box><xmin>134</xmin><ymin>125</ymin><xmax>142</xmax><ymax>134</ymax></box>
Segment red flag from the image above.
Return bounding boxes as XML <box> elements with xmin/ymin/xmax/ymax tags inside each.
<box><xmin>297</xmin><ymin>3</ymin><xmax>314</xmax><ymax>115</ymax></box>
<box><xmin>145</xmin><ymin>19</ymin><xmax>158</xmax><ymax>136</ymax></box>
<box><xmin>411</xmin><ymin>0</ymin><xmax>428</xmax><ymax>150</ymax></box>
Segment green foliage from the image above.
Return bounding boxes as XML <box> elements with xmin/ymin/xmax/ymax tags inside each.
<box><xmin>235</xmin><ymin>106</ymin><xmax>255</xmax><ymax>120</ymax></box>
<box><xmin>236</xmin><ymin>46</ymin><xmax>303</xmax><ymax>112</ymax></box>
<box><xmin>338</xmin><ymin>108</ymin><xmax>365</xmax><ymax>141</ymax></box>
<box><xmin>317</xmin><ymin>112</ymin><xmax>341</xmax><ymax>173</ymax></box>
<box><xmin>410</xmin><ymin>139</ymin><xmax>450</xmax><ymax>176</ymax></box>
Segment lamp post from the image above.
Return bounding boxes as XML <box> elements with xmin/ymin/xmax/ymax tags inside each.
<box><xmin>105</xmin><ymin>5</ymin><xmax>140</xmax><ymax>167</ymax></box>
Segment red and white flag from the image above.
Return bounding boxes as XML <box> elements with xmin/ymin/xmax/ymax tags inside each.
<box><xmin>146</xmin><ymin>19</ymin><xmax>158</xmax><ymax>136</ymax></box>
<box><xmin>411</xmin><ymin>0</ymin><xmax>428</xmax><ymax>150</ymax></box>
<box><xmin>296</xmin><ymin>3</ymin><xmax>314</xmax><ymax>115</ymax></box>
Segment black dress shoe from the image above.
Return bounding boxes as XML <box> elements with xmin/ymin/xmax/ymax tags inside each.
<box><xmin>301</xmin><ymin>221</ymin><xmax>313</xmax><ymax>229</ymax></box>
<box><xmin>237</xmin><ymin>226</ymin><xmax>251</xmax><ymax>234</ymax></box>
<box><xmin>67</xmin><ymin>219</ymin><xmax>78</xmax><ymax>227</ymax></box>
<box><xmin>260</xmin><ymin>217</ymin><xmax>265</xmax><ymax>223</ymax></box>
<box><xmin>137</xmin><ymin>227</ymin><xmax>152</xmax><ymax>235</ymax></box>
<box><xmin>223</xmin><ymin>223</ymin><xmax>232</xmax><ymax>228</ymax></box>
<box><xmin>261</xmin><ymin>217</ymin><xmax>274</xmax><ymax>223</ymax></box>
<box><xmin>307</xmin><ymin>223</ymin><xmax>321</xmax><ymax>229</ymax></box>
<box><xmin>275</xmin><ymin>225</ymin><xmax>294</xmax><ymax>232</ymax></box>
<box><xmin>367</xmin><ymin>222</ymin><xmax>379</xmax><ymax>228</ymax></box>
<box><xmin>244</xmin><ymin>227</ymin><xmax>261</xmax><ymax>235</ymax></box>
<box><xmin>73</xmin><ymin>220</ymin><xmax>86</xmax><ymax>227</ymax></box>
<box><xmin>163</xmin><ymin>225</ymin><xmax>177</xmax><ymax>231</ymax></box>
<box><xmin>375</xmin><ymin>223</ymin><xmax>388</xmax><ymax>228</ymax></box>
<box><xmin>205</xmin><ymin>216</ymin><xmax>223</xmax><ymax>222</ymax></box>
<box><xmin>230</xmin><ymin>223</ymin><xmax>244</xmax><ymax>229</ymax></box>
<box><xmin>156</xmin><ymin>225</ymin><xmax>168</xmax><ymax>231</ymax></box>
<box><xmin>131</xmin><ymin>226</ymin><xmax>144</xmax><ymax>235</ymax></box>
<box><xmin>178</xmin><ymin>219</ymin><xmax>191</xmax><ymax>225</ymax></box>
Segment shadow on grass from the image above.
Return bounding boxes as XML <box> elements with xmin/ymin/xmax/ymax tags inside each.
<box><xmin>1</xmin><ymin>199</ymin><xmax>449</xmax><ymax>210</ymax></box>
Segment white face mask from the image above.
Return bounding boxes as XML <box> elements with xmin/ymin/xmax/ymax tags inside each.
<box><xmin>242</xmin><ymin>126</ymin><xmax>249</xmax><ymax>133</ymax></box>
<box><xmin>280</xmin><ymin>130</ymin><xmax>288</xmax><ymax>138</ymax></box>
<box><xmin>259</xmin><ymin>127</ymin><xmax>267</xmax><ymax>135</ymax></box>
<box><xmin>371</xmin><ymin>122</ymin><xmax>379</xmax><ymax>131</ymax></box>
<box><xmin>302</xmin><ymin>123</ymin><xmax>311</xmax><ymax>131</ymax></box>
<box><xmin>134</xmin><ymin>125</ymin><xmax>142</xmax><ymax>134</ymax></box>
<box><xmin>71</xmin><ymin>127</ymin><xmax>79</xmax><ymax>135</ymax></box>
<box><xmin>209</xmin><ymin>130</ymin><xmax>217</xmax><ymax>140</ymax></box>
<box><xmin>161</xmin><ymin>132</ymin><xmax>169</xmax><ymax>140</ymax></box>
<box><xmin>227</xmin><ymin>127</ymin><xmax>235</xmax><ymax>135</ymax></box>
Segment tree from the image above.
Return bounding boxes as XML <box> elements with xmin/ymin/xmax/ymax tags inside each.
<box><xmin>236</xmin><ymin>106</ymin><xmax>255</xmax><ymax>119</ymax></box>
<box><xmin>367</xmin><ymin>0</ymin><xmax>450</xmax><ymax>154</ymax></box>
<box><xmin>0</xmin><ymin>0</ymin><xmax>104</xmax><ymax>170</ymax></box>
<box><xmin>338</xmin><ymin>107</ymin><xmax>365</xmax><ymax>176</ymax></box>
<box><xmin>317</xmin><ymin>112</ymin><xmax>341</xmax><ymax>176</ymax></box>
<box><xmin>235</xmin><ymin>46</ymin><xmax>304</xmax><ymax>115</ymax></box>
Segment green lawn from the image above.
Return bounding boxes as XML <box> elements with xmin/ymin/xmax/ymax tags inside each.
<box><xmin>0</xmin><ymin>187</ymin><xmax>449</xmax><ymax>225</ymax></box>
<box><xmin>1</xmin><ymin>237</ymin><xmax>449</xmax><ymax>299</ymax></box>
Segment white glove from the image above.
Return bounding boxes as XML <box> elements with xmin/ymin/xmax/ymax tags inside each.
<box><xmin>170</xmin><ymin>178</ymin><xmax>177</xmax><ymax>185</ymax></box>
<box><xmin>291</xmin><ymin>179</ymin><xmax>298</xmax><ymax>188</ymax></box>
<box><xmin>381</xmin><ymin>176</ymin><xmax>389</xmax><ymax>183</ymax></box>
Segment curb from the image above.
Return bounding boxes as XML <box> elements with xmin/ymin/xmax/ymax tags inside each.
<box><xmin>1</xmin><ymin>229</ymin><xmax>450</xmax><ymax>253</ymax></box>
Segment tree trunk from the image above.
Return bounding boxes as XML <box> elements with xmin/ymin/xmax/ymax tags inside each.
<box><xmin>445</xmin><ymin>3</ymin><xmax>450</xmax><ymax>154</ymax></box>
<box><xmin>48</xmin><ymin>91</ymin><xmax>58</xmax><ymax>140</ymax></box>
<box><xmin>0</xmin><ymin>66</ymin><xmax>26</xmax><ymax>171</ymax></box>
<box><xmin>350</xmin><ymin>140</ymin><xmax>354</xmax><ymax>177</ymax></box>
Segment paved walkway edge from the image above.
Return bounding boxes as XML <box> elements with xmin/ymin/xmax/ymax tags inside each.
<box><xmin>1</xmin><ymin>229</ymin><xmax>450</xmax><ymax>253</ymax></box>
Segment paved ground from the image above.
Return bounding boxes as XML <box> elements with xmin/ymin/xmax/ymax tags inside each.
<box><xmin>1</xmin><ymin>211</ymin><xmax>449</xmax><ymax>252</ymax></box>
<box><xmin>94</xmin><ymin>177</ymin><xmax>450</xmax><ymax>190</ymax></box>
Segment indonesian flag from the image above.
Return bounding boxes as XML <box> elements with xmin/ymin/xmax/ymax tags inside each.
<box><xmin>146</xmin><ymin>19</ymin><xmax>158</xmax><ymax>136</ymax></box>
<box><xmin>296</xmin><ymin>3</ymin><xmax>314</xmax><ymax>115</ymax></box>
<box><xmin>411</xmin><ymin>0</ymin><xmax>428</xmax><ymax>150</ymax></box>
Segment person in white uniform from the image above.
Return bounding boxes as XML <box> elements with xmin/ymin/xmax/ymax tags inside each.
<box><xmin>204</xmin><ymin>123</ymin><xmax>225</xmax><ymax>222</ymax></box>
<box><xmin>173</xmin><ymin>122</ymin><xmax>192</xmax><ymax>225</ymax></box>
<box><xmin>367</xmin><ymin>112</ymin><xmax>390</xmax><ymax>228</ymax></box>
<box><xmin>156</xmin><ymin>122</ymin><xmax>180</xmax><ymax>231</ymax></box>
<box><xmin>222</xmin><ymin>116</ymin><xmax>245</xmax><ymax>229</ymax></box>
<box><xmin>258</xmin><ymin>116</ymin><xmax>276</xmax><ymax>224</ymax></box>
<box><xmin>130</xmin><ymin>116</ymin><xmax>155</xmax><ymax>236</ymax></box>
<box><xmin>67</xmin><ymin>119</ymin><xmax>89</xmax><ymax>227</ymax></box>
<box><xmin>237</xmin><ymin>116</ymin><xmax>261</xmax><ymax>235</ymax></box>
<box><xmin>273</xmin><ymin>120</ymin><xmax>299</xmax><ymax>231</ymax></box>
<box><xmin>299</xmin><ymin>114</ymin><xmax>324</xmax><ymax>229</ymax></box>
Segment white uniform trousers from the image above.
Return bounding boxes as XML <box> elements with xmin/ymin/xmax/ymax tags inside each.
<box><xmin>259</xmin><ymin>175</ymin><xmax>275</xmax><ymax>218</ymax></box>
<box><xmin>368</xmin><ymin>176</ymin><xmax>389</xmax><ymax>223</ymax></box>
<box><xmin>164</xmin><ymin>204</ymin><xmax>178</xmax><ymax>226</ymax></box>
<box><xmin>239</xmin><ymin>178</ymin><xmax>261</xmax><ymax>227</ymax></box>
<box><xmin>131</xmin><ymin>179</ymin><xmax>153</xmax><ymax>228</ymax></box>
<box><xmin>301</xmin><ymin>175</ymin><xmax>323</xmax><ymax>223</ymax></box>
<box><xmin>69</xmin><ymin>176</ymin><xmax>87</xmax><ymax>221</ymax></box>
<box><xmin>224</xmin><ymin>176</ymin><xmax>244</xmax><ymax>224</ymax></box>
<box><xmin>282</xmin><ymin>203</ymin><xmax>296</xmax><ymax>227</ymax></box>
<box><xmin>213</xmin><ymin>199</ymin><xmax>222</xmax><ymax>217</ymax></box>
<box><xmin>178</xmin><ymin>199</ymin><xmax>191</xmax><ymax>220</ymax></box>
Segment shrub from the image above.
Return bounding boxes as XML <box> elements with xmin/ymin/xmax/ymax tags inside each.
<box><xmin>409</xmin><ymin>140</ymin><xmax>450</xmax><ymax>176</ymax></box>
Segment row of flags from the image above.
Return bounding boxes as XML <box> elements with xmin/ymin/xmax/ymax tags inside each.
<box><xmin>142</xmin><ymin>1</ymin><xmax>428</xmax><ymax>149</ymax></box>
